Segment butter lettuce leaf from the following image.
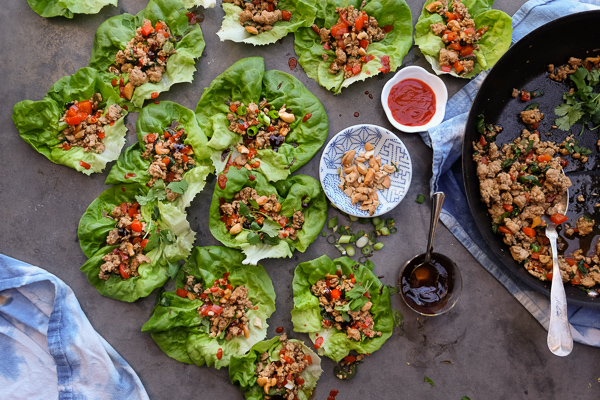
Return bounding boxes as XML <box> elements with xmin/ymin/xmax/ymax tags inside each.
<box><xmin>195</xmin><ymin>57</ymin><xmax>328</xmax><ymax>182</ymax></box>
<box><xmin>89</xmin><ymin>0</ymin><xmax>205</xmax><ymax>109</ymax></box>
<box><xmin>142</xmin><ymin>246</ymin><xmax>276</xmax><ymax>369</ymax></box>
<box><xmin>12</xmin><ymin>67</ymin><xmax>127</xmax><ymax>175</ymax></box>
<box><xmin>217</xmin><ymin>0</ymin><xmax>317</xmax><ymax>45</ymax></box>
<box><xmin>414</xmin><ymin>0</ymin><xmax>512</xmax><ymax>79</ymax></box>
<box><xmin>25</xmin><ymin>0</ymin><xmax>116</xmax><ymax>18</ymax></box>
<box><xmin>78</xmin><ymin>184</ymin><xmax>195</xmax><ymax>302</ymax></box>
<box><xmin>291</xmin><ymin>255</ymin><xmax>394</xmax><ymax>362</ymax></box>
<box><xmin>209</xmin><ymin>168</ymin><xmax>327</xmax><ymax>265</ymax></box>
<box><xmin>294</xmin><ymin>0</ymin><xmax>413</xmax><ymax>94</ymax></box>
<box><xmin>105</xmin><ymin>101</ymin><xmax>213</xmax><ymax>210</ymax></box>
<box><xmin>229</xmin><ymin>336</ymin><xmax>322</xmax><ymax>400</ymax></box>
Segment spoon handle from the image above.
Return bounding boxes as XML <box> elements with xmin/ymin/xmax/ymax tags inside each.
<box><xmin>424</xmin><ymin>192</ymin><xmax>445</xmax><ymax>263</ymax></box>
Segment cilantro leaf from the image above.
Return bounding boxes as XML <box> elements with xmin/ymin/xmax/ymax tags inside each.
<box><xmin>260</xmin><ymin>219</ymin><xmax>281</xmax><ymax>238</ymax></box>
<box><xmin>577</xmin><ymin>260</ymin><xmax>589</xmax><ymax>276</ymax></box>
<box><xmin>239</xmin><ymin>203</ymin><xmax>250</xmax><ymax>216</ymax></box>
<box><xmin>166</xmin><ymin>179</ymin><xmax>188</xmax><ymax>194</ymax></box>
<box><xmin>198</xmin><ymin>318</ymin><xmax>211</xmax><ymax>334</ymax></box>
<box><xmin>152</xmin><ymin>205</ymin><xmax>161</xmax><ymax>221</ymax></box>
<box><xmin>346</xmin><ymin>282</ymin><xmax>368</xmax><ymax>300</ymax></box>
<box><xmin>159</xmin><ymin>295</ymin><xmax>170</xmax><ymax>308</ymax></box>
<box><xmin>392</xmin><ymin>309</ymin><xmax>403</xmax><ymax>328</ymax></box>
<box><xmin>166</xmin><ymin>260</ymin><xmax>180</xmax><ymax>279</ymax></box>
<box><xmin>424</xmin><ymin>376</ymin><xmax>435</xmax><ymax>387</ymax></box>
<box><xmin>341</xmin><ymin>312</ymin><xmax>350</xmax><ymax>322</ymax></box>
<box><xmin>247</xmin><ymin>232</ymin><xmax>261</xmax><ymax>246</ymax></box>
<box><xmin>136</xmin><ymin>181</ymin><xmax>167</xmax><ymax>205</ymax></box>
<box><xmin>386</xmin><ymin>285</ymin><xmax>399</xmax><ymax>296</ymax></box>
<box><xmin>349</xmin><ymin>296</ymin><xmax>368</xmax><ymax>311</ymax></box>
<box><xmin>248</xmin><ymin>199</ymin><xmax>259</xmax><ymax>209</ymax></box>
<box><xmin>160</xmin><ymin>229</ymin><xmax>176</xmax><ymax>245</ymax></box>
<box><xmin>262</xmin><ymin>235</ymin><xmax>280</xmax><ymax>246</ymax></box>
<box><xmin>335</xmin><ymin>304</ymin><xmax>350</xmax><ymax>312</ymax></box>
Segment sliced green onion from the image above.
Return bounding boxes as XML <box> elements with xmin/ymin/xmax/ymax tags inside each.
<box><xmin>362</xmin><ymin>245</ymin><xmax>372</xmax><ymax>255</ymax></box>
<box><xmin>327</xmin><ymin>235</ymin><xmax>336</xmax><ymax>244</ymax></box>
<box><xmin>358</xmin><ymin>256</ymin><xmax>368</xmax><ymax>264</ymax></box>
<box><xmin>356</xmin><ymin>230</ymin><xmax>365</xmax><ymax>237</ymax></box>
<box><xmin>236</xmin><ymin>105</ymin><xmax>247</xmax><ymax>116</ymax></box>
<box><xmin>373</xmin><ymin>217</ymin><xmax>382</xmax><ymax>226</ymax></box>
<box><xmin>269</xmin><ymin>109</ymin><xmax>279</xmax><ymax>119</ymax></box>
<box><xmin>328</xmin><ymin>217</ymin><xmax>338</xmax><ymax>229</ymax></box>
<box><xmin>338</xmin><ymin>235</ymin><xmax>352</xmax><ymax>244</ymax></box>
<box><xmin>386</xmin><ymin>218</ymin><xmax>394</xmax><ymax>226</ymax></box>
<box><xmin>321</xmin><ymin>232</ymin><xmax>326</xmax><ymax>237</ymax></box>
<box><xmin>368</xmin><ymin>231</ymin><xmax>378</xmax><ymax>241</ymax></box>
<box><xmin>356</xmin><ymin>236</ymin><xmax>368</xmax><ymax>248</ymax></box>
<box><xmin>390</xmin><ymin>227</ymin><xmax>398</xmax><ymax>234</ymax></box>
<box><xmin>416</xmin><ymin>194</ymin><xmax>425</xmax><ymax>204</ymax></box>
<box><xmin>379</xmin><ymin>227</ymin><xmax>390</xmax><ymax>236</ymax></box>
<box><xmin>346</xmin><ymin>245</ymin><xmax>356</xmax><ymax>257</ymax></box>
<box><xmin>246</xmin><ymin>125</ymin><xmax>258</xmax><ymax>137</ymax></box>
<box><xmin>374</xmin><ymin>243</ymin><xmax>384</xmax><ymax>250</ymax></box>
<box><xmin>375</xmin><ymin>220</ymin><xmax>385</xmax><ymax>231</ymax></box>
<box><xmin>335</xmin><ymin>244</ymin><xmax>346</xmax><ymax>254</ymax></box>
<box><xmin>349</xmin><ymin>215</ymin><xmax>359</xmax><ymax>222</ymax></box>
<box><xmin>258</xmin><ymin>112</ymin><xmax>270</xmax><ymax>125</ymax></box>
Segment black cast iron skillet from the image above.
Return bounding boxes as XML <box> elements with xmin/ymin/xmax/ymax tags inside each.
<box><xmin>463</xmin><ymin>11</ymin><xmax>600</xmax><ymax>308</ymax></box>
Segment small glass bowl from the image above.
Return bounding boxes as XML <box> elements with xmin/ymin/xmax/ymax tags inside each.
<box><xmin>398</xmin><ymin>252</ymin><xmax>462</xmax><ymax>316</ymax></box>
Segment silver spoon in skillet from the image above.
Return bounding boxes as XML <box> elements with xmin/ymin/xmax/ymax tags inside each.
<box><xmin>544</xmin><ymin>190</ymin><xmax>573</xmax><ymax>356</ymax></box>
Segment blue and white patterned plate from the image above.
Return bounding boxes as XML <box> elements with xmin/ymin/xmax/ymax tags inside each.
<box><xmin>319</xmin><ymin>124</ymin><xmax>412</xmax><ymax>217</ymax></box>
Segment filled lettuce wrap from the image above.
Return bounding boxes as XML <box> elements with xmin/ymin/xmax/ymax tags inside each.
<box><xmin>209</xmin><ymin>168</ymin><xmax>327</xmax><ymax>265</ymax></box>
<box><xmin>105</xmin><ymin>101</ymin><xmax>213</xmax><ymax>210</ymax></box>
<box><xmin>142</xmin><ymin>246</ymin><xmax>276</xmax><ymax>369</ymax></box>
<box><xmin>89</xmin><ymin>0</ymin><xmax>205</xmax><ymax>109</ymax></box>
<box><xmin>229</xmin><ymin>335</ymin><xmax>322</xmax><ymax>400</ymax></box>
<box><xmin>195</xmin><ymin>57</ymin><xmax>328</xmax><ymax>182</ymax></box>
<box><xmin>78</xmin><ymin>183</ymin><xmax>195</xmax><ymax>302</ymax></box>
<box><xmin>12</xmin><ymin>67</ymin><xmax>128</xmax><ymax>175</ymax></box>
<box><xmin>217</xmin><ymin>0</ymin><xmax>317</xmax><ymax>45</ymax></box>
<box><xmin>291</xmin><ymin>255</ymin><xmax>394</xmax><ymax>362</ymax></box>
<box><xmin>414</xmin><ymin>0</ymin><xmax>512</xmax><ymax>78</ymax></box>
<box><xmin>294</xmin><ymin>0</ymin><xmax>412</xmax><ymax>94</ymax></box>
<box><xmin>25</xmin><ymin>0</ymin><xmax>116</xmax><ymax>18</ymax></box>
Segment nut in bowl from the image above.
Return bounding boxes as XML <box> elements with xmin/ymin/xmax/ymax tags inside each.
<box><xmin>381</xmin><ymin>66</ymin><xmax>448</xmax><ymax>133</ymax></box>
<box><xmin>319</xmin><ymin>124</ymin><xmax>412</xmax><ymax>217</ymax></box>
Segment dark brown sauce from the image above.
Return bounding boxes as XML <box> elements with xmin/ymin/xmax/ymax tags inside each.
<box><xmin>400</xmin><ymin>256</ymin><xmax>454</xmax><ymax>314</ymax></box>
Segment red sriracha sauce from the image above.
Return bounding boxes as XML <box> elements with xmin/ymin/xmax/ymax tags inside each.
<box><xmin>314</xmin><ymin>336</ymin><xmax>324</xmax><ymax>349</ymax></box>
<box><xmin>79</xmin><ymin>160</ymin><xmax>91</xmax><ymax>170</ymax></box>
<box><xmin>387</xmin><ymin>78</ymin><xmax>436</xmax><ymax>127</ymax></box>
<box><xmin>216</xmin><ymin>348</ymin><xmax>223</xmax><ymax>360</ymax></box>
<box><xmin>218</xmin><ymin>173</ymin><xmax>227</xmax><ymax>189</ymax></box>
<box><xmin>276</xmin><ymin>326</ymin><xmax>284</xmax><ymax>333</ymax></box>
<box><xmin>125</xmin><ymin>173</ymin><xmax>136</xmax><ymax>179</ymax></box>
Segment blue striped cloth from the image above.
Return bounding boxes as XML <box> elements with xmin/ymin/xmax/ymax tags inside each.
<box><xmin>0</xmin><ymin>254</ymin><xmax>149</xmax><ymax>399</ymax></box>
<box><xmin>421</xmin><ymin>0</ymin><xmax>600</xmax><ymax>347</ymax></box>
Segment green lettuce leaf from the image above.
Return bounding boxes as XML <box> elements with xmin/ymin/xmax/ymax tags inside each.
<box><xmin>414</xmin><ymin>0</ymin><xmax>512</xmax><ymax>79</ymax></box>
<box><xmin>209</xmin><ymin>168</ymin><xmax>327</xmax><ymax>265</ymax></box>
<box><xmin>229</xmin><ymin>336</ymin><xmax>322</xmax><ymax>400</ymax></box>
<box><xmin>195</xmin><ymin>57</ymin><xmax>328</xmax><ymax>182</ymax></box>
<box><xmin>105</xmin><ymin>101</ymin><xmax>213</xmax><ymax>210</ymax></box>
<box><xmin>217</xmin><ymin>0</ymin><xmax>317</xmax><ymax>45</ymax></box>
<box><xmin>25</xmin><ymin>0</ymin><xmax>116</xmax><ymax>18</ymax></box>
<box><xmin>89</xmin><ymin>0</ymin><xmax>205</xmax><ymax>109</ymax></box>
<box><xmin>142</xmin><ymin>246</ymin><xmax>276</xmax><ymax>369</ymax></box>
<box><xmin>294</xmin><ymin>0</ymin><xmax>413</xmax><ymax>94</ymax></box>
<box><xmin>291</xmin><ymin>255</ymin><xmax>394</xmax><ymax>362</ymax></box>
<box><xmin>78</xmin><ymin>183</ymin><xmax>195</xmax><ymax>302</ymax></box>
<box><xmin>12</xmin><ymin>67</ymin><xmax>127</xmax><ymax>175</ymax></box>
<box><xmin>182</xmin><ymin>0</ymin><xmax>216</xmax><ymax>8</ymax></box>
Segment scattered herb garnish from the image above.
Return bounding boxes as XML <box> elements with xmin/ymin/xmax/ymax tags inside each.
<box><xmin>554</xmin><ymin>67</ymin><xmax>600</xmax><ymax>132</ymax></box>
<box><xmin>424</xmin><ymin>376</ymin><xmax>435</xmax><ymax>387</ymax></box>
<box><xmin>416</xmin><ymin>194</ymin><xmax>425</xmax><ymax>204</ymax></box>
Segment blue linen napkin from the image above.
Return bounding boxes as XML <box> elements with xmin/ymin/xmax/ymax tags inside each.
<box><xmin>422</xmin><ymin>0</ymin><xmax>600</xmax><ymax>347</ymax></box>
<box><xmin>0</xmin><ymin>254</ymin><xmax>149</xmax><ymax>399</ymax></box>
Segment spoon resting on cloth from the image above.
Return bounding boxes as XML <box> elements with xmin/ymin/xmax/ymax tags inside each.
<box><xmin>410</xmin><ymin>192</ymin><xmax>445</xmax><ymax>282</ymax></box>
<box><xmin>544</xmin><ymin>190</ymin><xmax>573</xmax><ymax>356</ymax></box>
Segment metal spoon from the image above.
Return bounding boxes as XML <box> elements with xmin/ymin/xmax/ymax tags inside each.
<box><xmin>410</xmin><ymin>192</ymin><xmax>445</xmax><ymax>280</ymax></box>
<box><xmin>544</xmin><ymin>191</ymin><xmax>573</xmax><ymax>356</ymax></box>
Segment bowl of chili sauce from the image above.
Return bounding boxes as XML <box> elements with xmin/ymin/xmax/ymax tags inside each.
<box><xmin>381</xmin><ymin>66</ymin><xmax>448</xmax><ymax>133</ymax></box>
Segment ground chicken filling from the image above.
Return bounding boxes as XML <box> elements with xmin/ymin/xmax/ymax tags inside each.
<box><xmin>311</xmin><ymin>271</ymin><xmax>382</xmax><ymax>341</ymax></box>
<box><xmin>547</xmin><ymin>56</ymin><xmax>600</xmax><ymax>83</ymax></box>
<box><xmin>110</xmin><ymin>19</ymin><xmax>176</xmax><ymax>98</ymax></box>
<box><xmin>474</xmin><ymin>122</ymin><xmax>600</xmax><ymax>288</ymax></box>
<box><xmin>219</xmin><ymin>187</ymin><xmax>305</xmax><ymax>240</ymax></box>
<box><xmin>224</xmin><ymin>0</ymin><xmax>292</xmax><ymax>35</ymax></box>
<box><xmin>427</xmin><ymin>0</ymin><xmax>488</xmax><ymax>75</ymax></box>
<box><xmin>58</xmin><ymin>93</ymin><xmax>123</xmax><ymax>154</ymax></box>
<box><xmin>179</xmin><ymin>272</ymin><xmax>255</xmax><ymax>341</ymax></box>
<box><xmin>313</xmin><ymin>5</ymin><xmax>387</xmax><ymax>78</ymax></box>
<box><xmin>225</xmin><ymin>99</ymin><xmax>295</xmax><ymax>170</ymax></box>
<box><xmin>100</xmin><ymin>202</ymin><xmax>151</xmax><ymax>280</ymax></box>
<box><xmin>254</xmin><ymin>334</ymin><xmax>311</xmax><ymax>400</ymax></box>
<box><xmin>141</xmin><ymin>124</ymin><xmax>196</xmax><ymax>201</ymax></box>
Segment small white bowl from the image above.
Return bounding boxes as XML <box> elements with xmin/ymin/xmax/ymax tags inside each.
<box><xmin>381</xmin><ymin>66</ymin><xmax>448</xmax><ymax>133</ymax></box>
<box><xmin>319</xmin><ymin>124</ymin><xmax>412</xmax><ymax>218</ymax></box>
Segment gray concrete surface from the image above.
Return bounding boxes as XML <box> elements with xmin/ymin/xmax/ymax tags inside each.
<box><xmin>1</xmin><ymin>0</ymin><xmax>599</xmax><ymax>399</ymax></box>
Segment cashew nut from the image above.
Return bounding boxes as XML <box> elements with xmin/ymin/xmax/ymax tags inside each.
<box><xmin>364</xmin><ymin>142</ymin><xmax>374</xmax><ymax>151</ymax></box>
<box><xmin>382</xmin><ymin>175</ymin><xmax>391</xmax><ymax>189</ymax></box>
<box><xmin>361</xmin><ymin>301</ymin><xmax>373</xmax><ymax>312</ymax></box>
<box><xmin>257</xmin><ymin>377</ymin><xmax>268</xmax><ymax>387</ymax></box>
<box><xmin>229</xmin><ymin>223</ymin><xmax>242</xmax><ymax>235</ymax></box>
<box><xmin>357</xmin><ymin>31</ymin><xmax>368</xmax><ymax>40</ymax></box>
<box><xmin>382</xmin><ymin>164</ymin><xmax>396</xmax><ymax>173</ymax></box>
<box><xmin>364</xmin><ymin>169</ymin><xmax>375</xmax><ymax>187</ymax></box>
<box><xmin>425</xmin><ymin>1</ymin><xmax>442</xmax><ymax>12</ymax></box>
<box><xmin>278</xmin><ymin>108</ymin><xmax>296</xmax><ymax>123</ymax></box>
<box><xmin>245</xmin><ymin>26</ymin><xmax>259</xmax><ymax>35</ymax></box>
<box><xmin>154</xmin><ymin>142</ymin><xmax>170</xmax><ymax>154</ymax></box>
<box><xmin>256</xmin><ymin>195</ymin><xmax>269</xmax><ymax>205</ymax></box>
<box><xmin>356</xmin><ymin>163</ymin><xmax>368</xmax><ymax>175</ymax></box>
<box><xmin>342</xmin><ymin>150</ymin><xmax>356</xmax><ymax>167</ymax></box>
<box><xmin>345</xmin><ymin>171</ymin><xmax>359</xmax><ymax>183</ymax></box>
